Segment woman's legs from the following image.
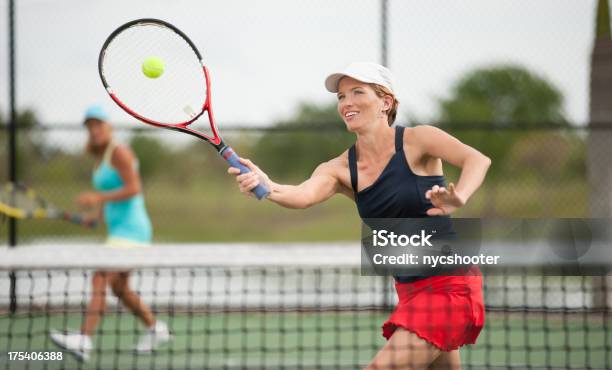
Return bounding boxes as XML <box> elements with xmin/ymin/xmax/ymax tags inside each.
<box><xmin>82</xmin><ymin>271</ymin><xmax>155</xmax><ymax>335</ymax></box>
<box><xmin>81</xmin><ymin>271</ymin><xmax>109</xmax><ymax>336</ymax></box>
<box><xmin>108</xmin><ymin>272</ymin><xmax>155</xmax><ymax>327</ymax></box>
<box><xmin>107</xmin><ymin>271</ymin><xmax>170</xmax><ymax>352</ymax></box>
<box><xmin>51</xmin><ymin>270</ymin><xmax>167</xmax><ymax>360</ymax></box>
<box><xmin>50</xmin><ymin>271</ymin><xmax>108</xmax><ymax>361</ymax></box>
<box><xmin>428</xmin><ymin>350</ymin><xmax>461</xmax><ymax>370</ymax></box>
<box><xmin>365</xmin><ymin>328</ymin><xmax>443</xmax><ymax>370</ymax></box>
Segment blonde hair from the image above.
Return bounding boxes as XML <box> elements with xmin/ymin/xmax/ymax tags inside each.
<box><xmin>84</xmin><ymin>119</ymin><xmax>112</xmax><ymax>156</ymax></box>
<box><xmin>370</xmin><ymin>84</ymin><xmax>399</xmax><ymax>126</ymax></box>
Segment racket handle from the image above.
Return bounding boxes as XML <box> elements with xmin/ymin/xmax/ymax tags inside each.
<box><xmin>221</xmin><ymin>147</ymin><xmax>270</xmax><ymax>200</ymax></box>
<box><xmin>81</xmin><ymin>218</ymin><xmax>98</xmax><ymax>229</ymax></box>
<box><xmin>63</xmin><ymin>212</ymin><xmax>97</xmax><ymax>228</ymax></box>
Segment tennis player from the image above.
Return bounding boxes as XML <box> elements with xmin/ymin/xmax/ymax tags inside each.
<box><xmin>50</xmin><ymin>105</ymin><xmax>170</xmax><ymax>361</ymax></box>
<box><xmin>229</xmin><ymin>62</ymin><xmax>491</xmax><ymax>369</ymax></box>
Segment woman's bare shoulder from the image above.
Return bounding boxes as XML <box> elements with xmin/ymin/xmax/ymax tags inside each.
<box><xmin>110</xmin><ymin>143</ymin><xmax>136</xmax><ymax>167</ymax></box>
<box><xmin>315</xmin><ymin>150</ymin><xmax>349</xmax><ymax>175</ymax></box>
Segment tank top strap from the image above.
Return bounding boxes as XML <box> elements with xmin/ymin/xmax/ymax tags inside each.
<box><xmin>348</xmin><ymin>145</ymin><xmax>358</xmax><ymax>193</ymax></box>
<box><xmin>102</xmin><ymin>141</ymin><xmax>117</xmax><ymax>166</ymax></box>
<box><xmin>395</xmin><ymin>126</ymin><xmax>405</xmax><ymax>153</ymax></box>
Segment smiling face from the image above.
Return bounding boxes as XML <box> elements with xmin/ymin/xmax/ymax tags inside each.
<box><xmin>336</xmin><ymin>77</ymin><xmax>393</xmax><ymax>131</ymax></box>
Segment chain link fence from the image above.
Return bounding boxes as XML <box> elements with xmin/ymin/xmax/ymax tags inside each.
<box><xmin>0</xmin><ymin>124</ymin><xmax>603</xmax><ymax>244</ymax></box>
<box><xmin>1</xmin><ymin>0</ymin><xmax>608</xmax><ymax>244</ymax></box>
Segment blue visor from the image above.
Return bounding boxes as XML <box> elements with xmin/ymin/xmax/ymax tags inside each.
<box><xmin>84</xmin><ymin>105</ymin><xmax>110</xmax><ymax>123</ymax></box>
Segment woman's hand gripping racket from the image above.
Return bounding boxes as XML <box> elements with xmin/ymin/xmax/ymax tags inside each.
<box><xmin>98</xmin><ymin>18</ymin><xmax>269</xmax><ymax>199</ymax></box>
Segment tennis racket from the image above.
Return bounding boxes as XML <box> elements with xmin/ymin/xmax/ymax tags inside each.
<box><xmin>0</xmin><ymin>183</ymin><xmax>97</xmax><ymax>228</ymax></box>
<box><xmin>98</xmin><ymin>18</ymin><xmax>269</xmax><ymax>199</ymax></box>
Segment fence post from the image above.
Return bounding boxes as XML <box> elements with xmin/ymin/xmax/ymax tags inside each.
<box><xmin>381</xmin><ymin>0</ymin><xmax>388</xmax><ymax>67</ymax></box>
<box><xmin>8</xmin><ymin>0</ymin><xmax>18</xmax><ymax>314</ymax></box>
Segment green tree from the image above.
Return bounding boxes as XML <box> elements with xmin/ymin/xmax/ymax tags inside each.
<box><xmin>596</xmin><ymin>0</ymin><xmax>611</xmax><ymax>38</ymax></box>
<box><xmin>130</xmin><ymin>134</ymin><xmax>171</xmax><ymax>180</ymax></box>
<box><xmin>253</xmin><ymin>102</ymin><xmax>353</xmax><ymax>179</ymax></box>
<box><xmin>436</xmin><ymin>64</ymin><xmax>568</xmax><ymax>176</ymax></box>
<box><xmin>438</xmin><ymin>65</ymin><xmax>567</xmax><ymax>126</ymax></box>
<box><xmin>0</xmin><ymin>108</ymin><xmax>47</xmax><ymax>183</ymax></box>
<box><xmin>435</xmin><ymin>65</ymin><xmax>569</xmax><ymax>215</ymax></box>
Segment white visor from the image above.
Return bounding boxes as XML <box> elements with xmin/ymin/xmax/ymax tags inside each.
<box><xmin>325</xmin><ymin>62</ymin><xmax>394</xmax><ymax>93</ymax></box>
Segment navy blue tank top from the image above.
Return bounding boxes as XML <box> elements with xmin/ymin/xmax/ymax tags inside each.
<box><xmin>349</xmin><ymin>126</ymin><xmax>452</xmax><ymax>283</ymax></box>
<box><xmin>349</xmin><ymin>126</ymin><xmax>448</xmax><ymax>219</ymax></box>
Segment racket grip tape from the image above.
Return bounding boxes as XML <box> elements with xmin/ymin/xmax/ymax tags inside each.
<box><xmin>63</xmin><ymin>212</ymin><xmax>97</xmax><ymax>228</ymax></box>
<box><xmin>221</xmin><ymin>147</ymin><xmax>270</xmax><ymax>200</ymax></box>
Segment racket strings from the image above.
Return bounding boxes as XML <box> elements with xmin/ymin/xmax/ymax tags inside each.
<box><xmin>0</xmin><ymin>188</ymin><xmax>44</xmax><ymax>212</ymax></box>
<box><xmin>101</xmin><ymin>23</ymin><xmax>208</xmax><ymax>125</ymax></box>
<box><xmin>0</xmin><ymin>185</ymin><xmax>44</xmax><ymax>214</ymax></box>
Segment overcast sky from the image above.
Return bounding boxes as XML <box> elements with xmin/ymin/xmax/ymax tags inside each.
<box><xmin>0</xmin><ymin>0</ymin><xmax>601</xmax><ymax>129</ymax></box>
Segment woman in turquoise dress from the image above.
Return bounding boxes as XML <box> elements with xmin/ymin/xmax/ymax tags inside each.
<box><xmin>50</xmin><ymin>105</ymin><xmax>170</xmax><ymax>361</ymax></box>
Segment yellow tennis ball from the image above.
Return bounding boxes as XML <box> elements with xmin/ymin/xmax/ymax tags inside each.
<box><xmin>142</xmin><ymin>57</ymin><xmax>165</xmax><ymax>79</ymax></box>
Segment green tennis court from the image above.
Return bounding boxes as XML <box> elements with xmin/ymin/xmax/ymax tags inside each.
<box><xmin>2</xmin><ymin>311</ymin><xmax>610</xmax><ymax>369</ymax></box>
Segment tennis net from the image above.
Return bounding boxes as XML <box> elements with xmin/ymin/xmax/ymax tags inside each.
<box><xmin>1</xmin><ymin>243</ymin><xmax>610</xmax><ymax>369</ymax></box>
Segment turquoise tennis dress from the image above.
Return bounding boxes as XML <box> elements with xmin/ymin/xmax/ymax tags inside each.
<box><xmin>93</xmin><ymin>141</ymin><xmax>152</xmax><ymax>246</ymax></box>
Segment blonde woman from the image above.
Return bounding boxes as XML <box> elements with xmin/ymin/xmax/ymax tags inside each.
<box><xmin>229</xmin><ymin>63</ymin><xmax>491</xmax><ymax>369</ymax></box>
<box><xmin>50</xmin><ymin>105</ymin><xmax>169</xmax><ymax>361</ymax></box>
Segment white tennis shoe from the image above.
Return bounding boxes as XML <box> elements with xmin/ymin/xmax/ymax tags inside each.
<box><xmin>135</xmin><ymin>320</ymin><xmax>171</xmax><ymax>353</ymax></box>
<box><xmin>49</xmin><ymin>330</ymin><xmax>92</xmax><ymax>362</ymax></box>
